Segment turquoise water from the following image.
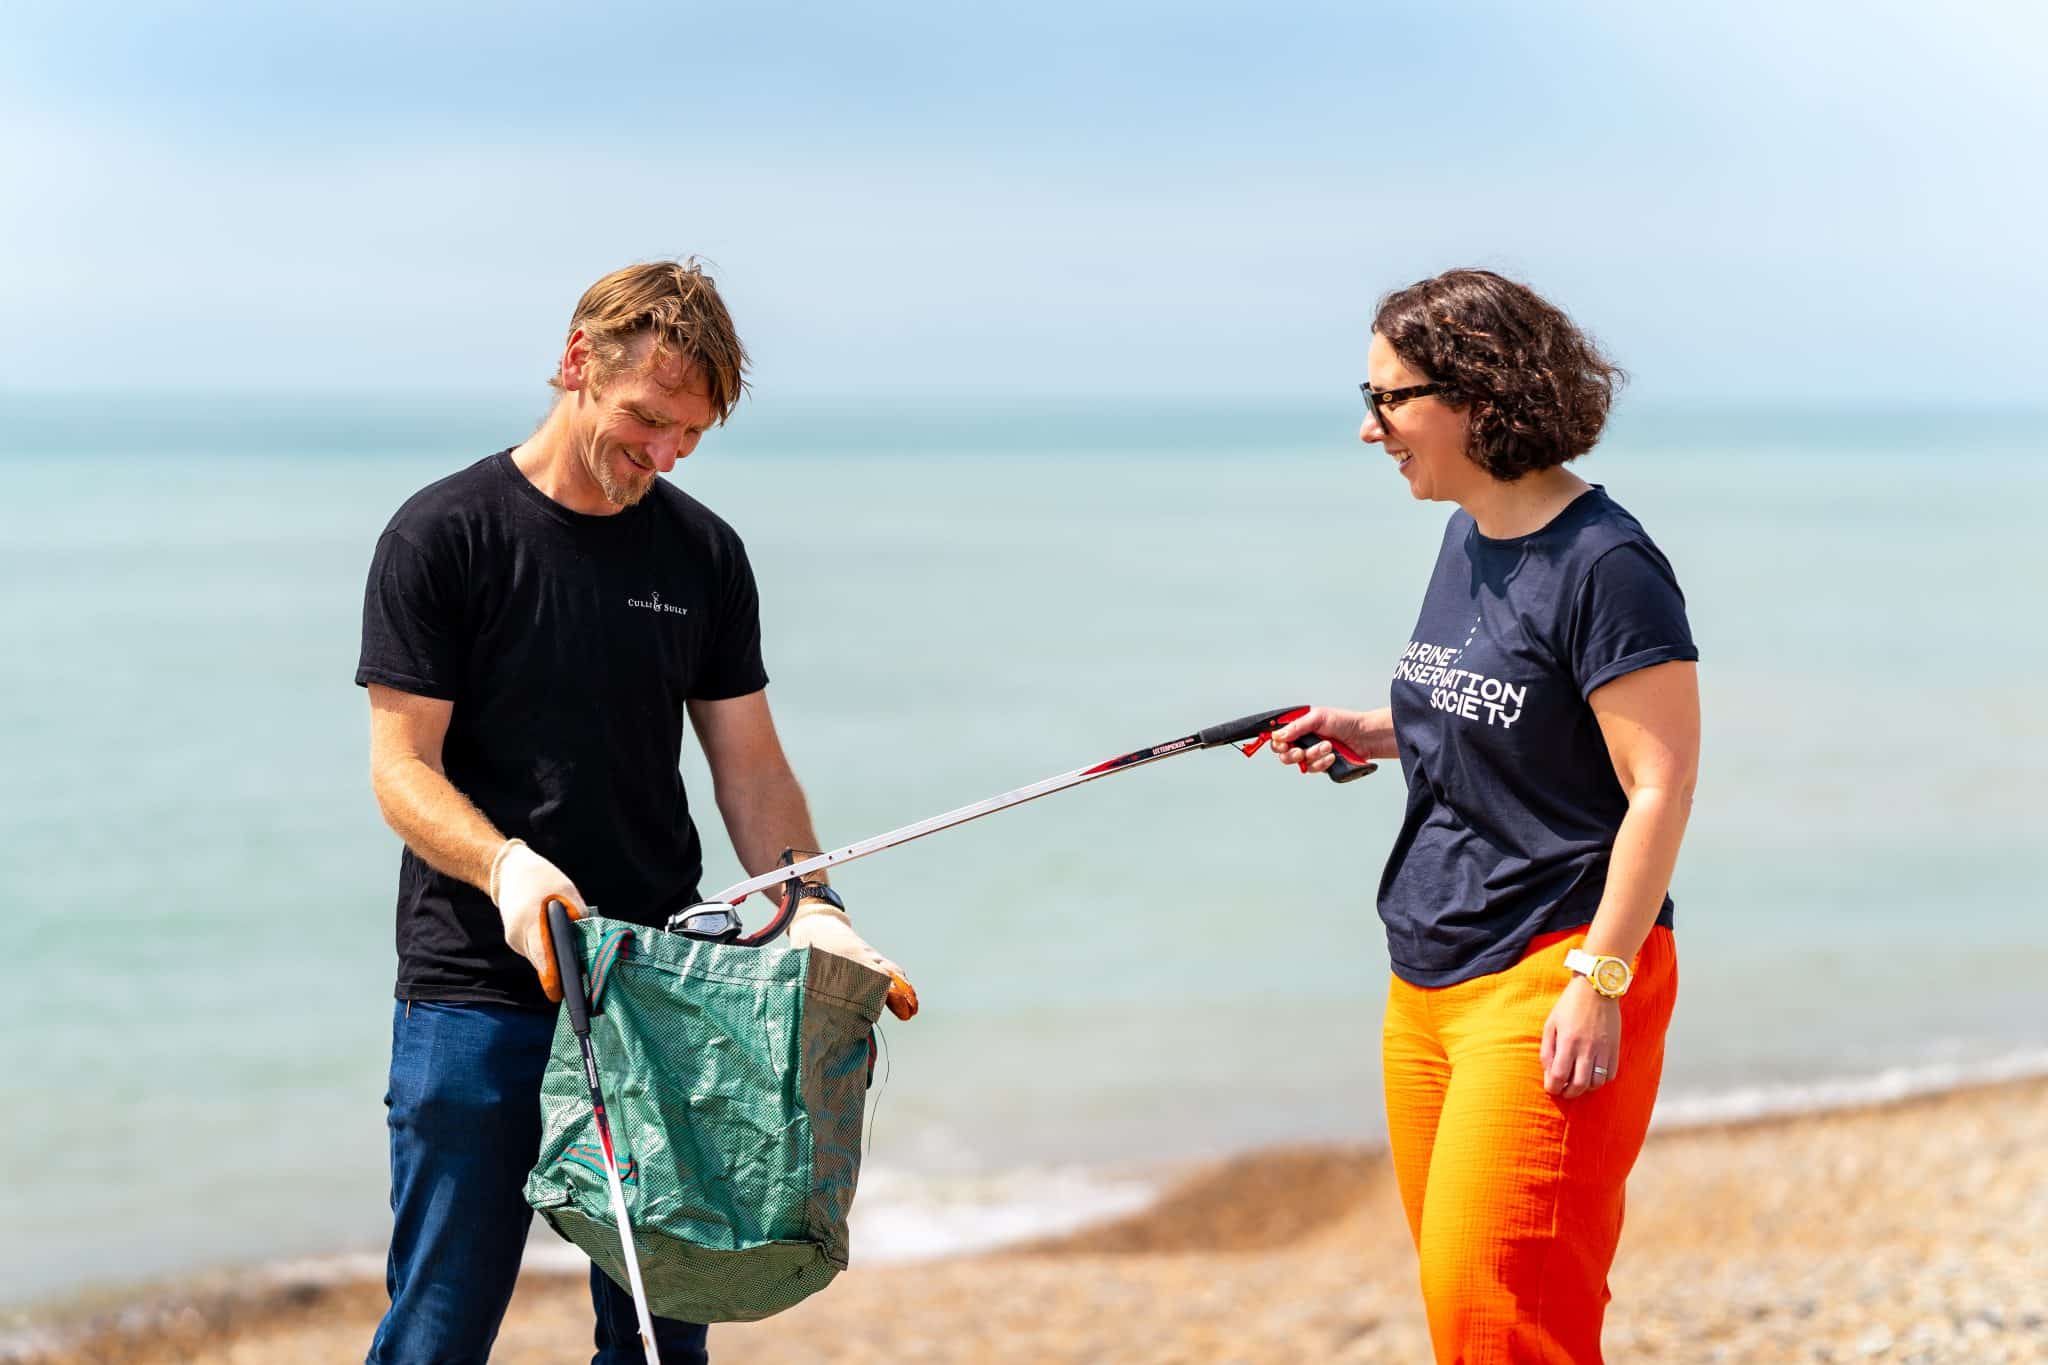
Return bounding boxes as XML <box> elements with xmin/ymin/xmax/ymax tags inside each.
<box><xmin>3</xmin><ymin>399</ymin><xmax>2044</xmax><ymax>1312</ymax></box>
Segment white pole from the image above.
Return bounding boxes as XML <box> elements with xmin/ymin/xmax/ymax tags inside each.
<box><xmin>705</xmin><ymin>746</ymin><xmax>1191</xmax><ymax>904</ymax></box>
<box><xmin>598</xmin><ymin>1140</ymin><xmax>661</xmax><ymax>1364</ymax></box>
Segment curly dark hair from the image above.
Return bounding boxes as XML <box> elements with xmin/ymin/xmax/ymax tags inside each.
<box><xmin>1373</xmin><ymin>269</ymin><xmax>1625</xmax><ymax>480</ymax></box>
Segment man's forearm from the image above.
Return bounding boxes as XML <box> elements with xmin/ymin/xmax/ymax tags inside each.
<box><xmin>371</xmin><ymin>754</ymin><xmax>507</xmax><ymax>893</ymax></box>
<box><xmin>713</xmin><ymin>762</ymin><xmax>824</xmax><ymax>899</ymax></box>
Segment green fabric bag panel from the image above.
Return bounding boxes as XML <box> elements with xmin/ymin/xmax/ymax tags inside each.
<box><xmin>524</xmin><ymin>915</ymin><xmax>889</xmax><ymax>1324</ymax></box>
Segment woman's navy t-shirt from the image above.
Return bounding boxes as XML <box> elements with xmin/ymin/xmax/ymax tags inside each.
<box><xmin>1378</xmin><ymin>486</ymin><xmax>1696</xmax><ymax>987</ymax></box>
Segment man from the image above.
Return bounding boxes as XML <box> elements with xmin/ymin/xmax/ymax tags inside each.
<box><xmin>356</xmin><ymin>260</ymin><xmax>910</xmax><ymax>1364</ymax></box>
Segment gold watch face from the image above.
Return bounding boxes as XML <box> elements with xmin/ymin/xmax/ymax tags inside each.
<box><xmin>1592</xmin><ymin>957</ymin><xmax>1631</xmax><ymax>995</ymax></box>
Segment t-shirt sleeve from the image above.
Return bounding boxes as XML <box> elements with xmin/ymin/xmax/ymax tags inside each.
<box><xmin>356</xmin><ymin>531</ymin><xmax>466</xmax><ymax>700</ymax></box>
<box><xmin>690</xmin><ymin>534</ymin><xmax>770</xmax><ymax>701</ymax></box>
<box><xmin>1566</xmin><ymin>542</ymin><xmax>1699</xmax><ymax>698</ymax></box>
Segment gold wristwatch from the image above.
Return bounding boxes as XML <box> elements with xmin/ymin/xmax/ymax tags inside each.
<box><xmin>1564</xmin><ymin>948</ymin><xmax>1633</xmax><ymax>998</ymax></box>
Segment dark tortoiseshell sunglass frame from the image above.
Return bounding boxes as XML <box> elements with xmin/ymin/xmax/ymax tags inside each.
<box><xmin>1360</xmin><ymin>381</ymin><xmax>1451</xmax><ymax>429</ymax></box>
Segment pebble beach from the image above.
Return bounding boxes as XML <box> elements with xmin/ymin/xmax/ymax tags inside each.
<box><xmin>17</xmin><ymin>1075</ymin><xmax>2045</xmax><ymax>1365</ymax></box>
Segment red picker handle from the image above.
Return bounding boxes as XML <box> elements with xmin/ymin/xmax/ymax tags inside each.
<box><xmin>1297</xmin><ymin>734</ymin><xmax>1377</xmax><ymax>783</ymax></box>
<box><xmin>1197</xmin><ymin>705</ymin><xmax>1378</xmax><ymax>784</ymax></box>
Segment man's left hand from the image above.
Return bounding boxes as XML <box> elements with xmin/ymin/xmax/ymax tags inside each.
<box><xmin>788</xmin><ymin>905</ymin><xmax>919</xmax><ymax>1020</ymax></box>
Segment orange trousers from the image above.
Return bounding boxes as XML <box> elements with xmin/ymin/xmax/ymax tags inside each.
<box><xmin>1382</xmin><ymin>926</ymin><xmax>1677</xmax><ymax>1363</ymax></box>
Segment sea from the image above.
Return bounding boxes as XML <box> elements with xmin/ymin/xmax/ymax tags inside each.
<box><xmin>3</xmin><ymin>395</ymin><xmax>2044</xmax><ymax>1325</ymax></box>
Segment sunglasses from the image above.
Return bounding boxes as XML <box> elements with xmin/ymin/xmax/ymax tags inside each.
<box><xmin>1360</xmin><ymin>381</ymin><xmax>1450</xmax><ymax>430</ymax></box>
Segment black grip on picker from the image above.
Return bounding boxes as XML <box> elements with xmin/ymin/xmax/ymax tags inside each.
<box><xmin>1296</xmin><ymin>733</ymin><xmax>1377</xmax><ymax>784</ymax></box>
<box><xmin>1196</xmin><ymin>706</ymin><xmax>1305</xmax><ymax>748</ymax></box>
<box><xmin>546</xmin><ymin>897</ymin><xmax>590</xmax><ymax>1036</ymax></box>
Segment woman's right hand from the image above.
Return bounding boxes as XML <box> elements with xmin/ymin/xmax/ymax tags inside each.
<box><xmin>1270</xmin><ymin>705</ymin><xmax>1373</xmax><ymax>775</ymax></box>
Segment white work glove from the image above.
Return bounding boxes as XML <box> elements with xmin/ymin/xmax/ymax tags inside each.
<box><xmin>788</xmin><ymin>903</ymin><xmax>919</xmax><ymax>1020</ymax></box>
<box><xmin>489</xmin><ymin>839</ymin><xmax>585</xmax><ymax>1003</ymax></box>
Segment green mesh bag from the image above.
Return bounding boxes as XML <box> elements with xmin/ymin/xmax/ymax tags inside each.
<box><xmin>523</xmin><ymin>915</ymin><xmax>888</xmax><ymax>1323</ymax></box>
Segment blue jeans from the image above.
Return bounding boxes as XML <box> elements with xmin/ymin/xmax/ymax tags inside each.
<box><xmin>367</xmin><ymin>1000</ymin><xmax>711</xmax><ymax>1365</ymax></box>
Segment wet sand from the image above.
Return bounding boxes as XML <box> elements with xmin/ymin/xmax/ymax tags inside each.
<box><xmin>15</xmin><ymin>1077</ymin><xmax>2046</xmax><ymax>1364</ymax></box>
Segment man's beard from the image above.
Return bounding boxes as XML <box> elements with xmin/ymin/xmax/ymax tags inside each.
<box><xmin>585</xmin><ymin>439</ymin><xmax>655</xmax><ymax>508</ymax></box>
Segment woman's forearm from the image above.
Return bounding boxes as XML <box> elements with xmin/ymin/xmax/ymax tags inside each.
<box><xmin>1353</xmin><ymin>707</ymin><xmax>1398</xmax><ymax>759</ymax></box>
<box><xmin>1582</xmin><ymin>784</ymin><xmax>1692</xmax><ymax>962</ymax></box>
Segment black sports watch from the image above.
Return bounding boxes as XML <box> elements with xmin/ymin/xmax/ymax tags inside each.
<box><xmin>792</xmin><ymin>881</ymin><xmax>845</xmax><ymax>912</ymax></box>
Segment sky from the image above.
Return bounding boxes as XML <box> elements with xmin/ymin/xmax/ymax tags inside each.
<box><xmin>2</xmin><ymin>0</ymin><xmax>2043</xmax><ymax>405</ymax></box>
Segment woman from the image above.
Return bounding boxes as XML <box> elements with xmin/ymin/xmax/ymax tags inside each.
<box><xmin>1272</xmin><ymin>269</ymin><xmax>1698</xmax><ymax>1362</ymax></box>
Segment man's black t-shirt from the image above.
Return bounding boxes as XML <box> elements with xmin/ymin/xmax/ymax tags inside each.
<box><xmin>356</xmin><ymin>451</ymin><xmax>768</xmax><ymax>1009</ymax></box>
<box><xmin>1378</xmin><ymin>486</ymin><xmax>1696</xmax><ymax>987</ymax></box>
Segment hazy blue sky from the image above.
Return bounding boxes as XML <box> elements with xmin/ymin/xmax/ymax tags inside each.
<box><xmin>3</xmin><ymin>1</ymin><xmax>2042</xmax><ymax>404</ymax></box>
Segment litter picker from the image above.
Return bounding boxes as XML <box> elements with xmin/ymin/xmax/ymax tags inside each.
<box><xmin>667</xmin><ymin>704</ymin><xmax>1374</xmax><ymax>947</ymax></box>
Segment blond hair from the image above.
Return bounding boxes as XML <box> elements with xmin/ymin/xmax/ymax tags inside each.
<box><xmin>550</xmin><ymin>259</ymin><xmax>750</xmax><ymax>422</ymax></box>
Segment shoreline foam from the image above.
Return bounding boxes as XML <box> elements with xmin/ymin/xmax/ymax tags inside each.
<box><xmin>1649</xmin><ymin>1044</ymin><xmax>2048</xmax><ymax>1129</ymax></box>
<box><xmin>9</xmin><ymin>1064</ymin><xmax>2048</xmax><ymax>1363</ymax></box>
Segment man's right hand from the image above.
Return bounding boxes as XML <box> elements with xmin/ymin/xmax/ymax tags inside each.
<box><xmin>491</xmin><ymin>841</ymin><xmax>585</xmax><ymax>1003</ymax></box>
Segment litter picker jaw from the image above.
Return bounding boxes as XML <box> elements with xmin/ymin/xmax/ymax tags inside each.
<box><xmin>669</xmin><ymin>861</ymin><xmax>920</xmax><ymax>1019</ymax></box>
<box><xmin>547</xmin><ymin>896</ymin><xmax>662</xmax><ymax>1365</ymax></box>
